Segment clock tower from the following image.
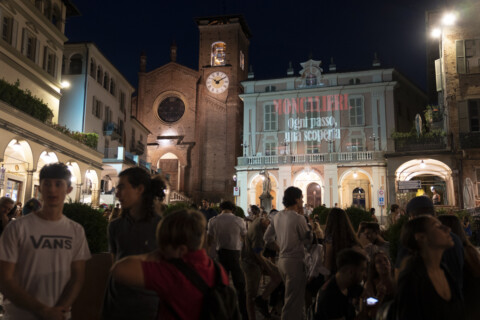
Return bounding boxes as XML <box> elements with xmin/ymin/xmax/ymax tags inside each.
<box><xmin>135</xmin><ymin>15</ymin><xmax>250</xmax><ymax>203</ymax></box>
<box><xmin>193</xmin><ymin>15</ymin><xmax>251</xmax><ymax>201</ymax></box>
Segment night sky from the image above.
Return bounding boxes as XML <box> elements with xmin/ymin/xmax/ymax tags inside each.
<box><xmin>65</xmin><ymin>0</ymin><xmax>443</xmax><ymax>91</ymax></box>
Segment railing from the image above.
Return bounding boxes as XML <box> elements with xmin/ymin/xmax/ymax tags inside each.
<box><xmin>130</xmin><ymin>140</ymin><xmax>145</xmax><ymax>155</ymax></box>
<box><xmin>394</xmin><ymin>136</ymin><xmax>446</xmax><ymax>152</ymax></box>
<box><xmin>169</xmin><ymin>191</ymin><xmax>192</xmax><ymax>204</ymax></box>
<box><xmin>103</xmin><ymin>122</ymin><xmax>122</xmax><ymax>141</ymax></box>
<box><xmin>237</xmin><ymin>151</ymin><xmax>382</xmax><ymax>166</ymax></box>
<box><xmin>139</xmin><ymin>159</ymin><xmax>151</xmax><ymax>170</ymax></box>
<box><xmin>459</xmin><ymin>132</ymin><xmax>480</xmax><ymax>149</ymax></box>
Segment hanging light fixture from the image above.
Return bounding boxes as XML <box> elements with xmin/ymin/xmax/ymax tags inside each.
<box><xmin>12</xmin><ymin>140</ymin><xmax>22</xmax><ymax>151</ymax></box>
<box><xmin>420</xmin><ymin>160</ymin><xmax>426</xmax><ymax>169</ymax></box>
<box><xmin>353</xmin><ymin>171</ymin><xmax>358</xmax><ymax>179</ymax></box>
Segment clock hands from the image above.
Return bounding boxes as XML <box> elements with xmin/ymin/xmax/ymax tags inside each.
<box><xmin>214</xmin><ymin>76</ymin><xmax>227</xmax><ymax>85</ymax></box>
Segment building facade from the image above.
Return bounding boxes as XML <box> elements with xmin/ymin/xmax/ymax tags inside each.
<box><xmin>386</xmin><ymin>0</ymin><xmax>480</xmax><ymax>211</ymax></box>
<box><xmin>60</xmin><ymin>42</ymin><xmax>150</xmax><ymax>205</ymax></box>
<box><xmin>236</xmin><ymin>59</ymin><xmax>426</xmax><ymax>218</ymax></box>
<box><xmin>0</xmin><ymin>0</ymin><xmax>104</xmax><ymax>205</ymax></box>
<box><xmin>135</xmin><ymin>15</ymin><xmax>250</xmax><ymax>203</ymax></box>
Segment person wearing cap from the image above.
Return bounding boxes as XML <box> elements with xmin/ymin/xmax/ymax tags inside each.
<box><xmin>394</xmin><ymin>196</ymin><xmax>464</xmax><ymax>292</ymax></box>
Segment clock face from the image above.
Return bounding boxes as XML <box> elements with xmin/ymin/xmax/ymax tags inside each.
<box><xmin>206</xmin><ymin>71</ymin><xmax>229</xmax><ymax>94</ymax></box>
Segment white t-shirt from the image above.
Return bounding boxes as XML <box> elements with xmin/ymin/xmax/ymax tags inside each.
<box><xmin>0</xmin><ymin>213</ymin><xmax>91</xmax><ymax>319</ymax></box>
<box><xmin>207</xmin><ymin>212</ymin><xmax>246</xmax><ymax>251</ymax></box>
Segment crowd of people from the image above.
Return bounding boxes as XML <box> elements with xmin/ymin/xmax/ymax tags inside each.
<box><xmin>0</xmin><ymin>162</ymin><xmax>478</xmax><ymax>319</ymax></box>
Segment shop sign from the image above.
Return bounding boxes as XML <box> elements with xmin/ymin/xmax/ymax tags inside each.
<box><xmin>398</xmin><ymin>180</ymin><xmax>421</xmax><ymax>190</ymax></box>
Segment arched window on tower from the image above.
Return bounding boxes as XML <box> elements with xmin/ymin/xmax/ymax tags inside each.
<box><xmin>211</xmin><ymin>42</ymin><xmax>226</xmax><ymax>66</ymax></box>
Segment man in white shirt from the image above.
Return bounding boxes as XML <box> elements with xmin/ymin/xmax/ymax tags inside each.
<box><xmin>207</xmin><ymin>201</ymin><xmax>247</xmax><ymax>320</ymax></box>
<box><xmin>0</xmin><ymin>163</ymin><xmax>91</xmax><ymax>320</ymax></box>
<box><xmin>264</xmin><ymin>186</ymin><xmax>311</xmax><ymax>320</ymax></box>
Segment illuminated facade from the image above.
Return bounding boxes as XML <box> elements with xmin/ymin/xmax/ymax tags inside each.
<box><xmin>0</xmin><ymin>0</ymin><xmax>104</xmax><ymax>205</ymax></box>
<box><xmin>59</xmin><ymin>42</ymin><xmax>150</xmax><ymax>205</ymax></box>
<box><xmin>387</xmin><ymin>1</ymin><xmax>480</xmax><ymax>210</ymax></box>
<box><xmin>235</xmin><ymin>59</ymin><xmax>426</xmax><ymax>217</ymax></box>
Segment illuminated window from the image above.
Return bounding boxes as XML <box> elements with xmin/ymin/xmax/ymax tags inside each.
<box><xmin>456</xmin><ymin>39</ymin><xmax>480</xmax><ymax>74</ymax></box>
<box><xmin>306</xmin><ymin>141</ymin><xmax>319</xmax><ymax>154</ymax></box>
<box><xmin>1</xmin><ymin>14</ymin><xmax>14</xmax><ymax>45</ymax></box>
<box><xmin>264</xmin><ymin>104</ymin><xmax>278</xmax><ymax>131</ymax></box>
<box><xmin>211</xmin><ymin>42</ymin><xmax>226</xmax><ymax>66</ymax></box>
<box><xmin>22</xmin><ymin>29</ymin><xmax>37</xmax><ymax>62</ymax></box>
<box><xmin>349</xmin><ymin>97</ymin><xmax>364</xmax><ymax>126</ymax></box>
<box><xmin>350</xmin><ymin>138</ymin><xmax>364</xmax><ymax>152</ymax></box>
<box><xmin>265</xmin><ymin>142</ymin><xmax>277</xmax><ymax>156</ymax></box>
<box><xmin>306</xmin><ymin>74</ymin><xmax>317</xmax><ymax>86</ymax></box>
<box><xmin>240</xmin><ymin>50</ymin><xmax>244</xmax><ymax>70</ymax></box>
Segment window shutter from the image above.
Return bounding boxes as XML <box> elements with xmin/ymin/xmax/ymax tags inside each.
<box><xmin>12</xmin><ymin>19</ymin><xmax>18</xmax><ymax>48</ymax></box>
<box><xmin>435</xmin><ymin>59</ymin><xmax>443</xmax><ymax>91</ymax></box>
<box><xmin>92</xmin><ymin>96</ymin><xmax>96</xmax><ymax>115</ymax></box>
<box><xmin>456</xmin><ymin>40</ymin><xmax>466</xmax><ymax>74</ymax></box>
<box><xmin>35</xmin><ymin>39</ymin><xmax>40</xmax><ymax>64</ymax></box>
<box><xmin>21</xmin><ymin>28</ymin><xmax>26</xmax><ymax>54</ymax></box>
<box><xmin>458</xmin><ymin>101</ymin><xmax>469</xmax><ymax>133</ymax></box>
<box><xmin>43</xmin><ymin>46</ymin><xmax>47</xmax><ymax>70</ymax></box>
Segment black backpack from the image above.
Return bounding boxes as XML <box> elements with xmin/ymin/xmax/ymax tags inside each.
<box><xmin>167</xmin><ymin>258</ymin><xmax>241</xmax><ymax>320</ymax></box>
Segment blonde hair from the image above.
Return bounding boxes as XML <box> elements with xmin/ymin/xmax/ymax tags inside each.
<box><xmin>156</xmin><ymin>209</ymin><xmax>206</xmax><ymax>251</ymax></box>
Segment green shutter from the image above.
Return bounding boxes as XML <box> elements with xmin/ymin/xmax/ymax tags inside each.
<box><xmin>456</xmin><ymin>40</ymin><xmax>466</xmax><ymax>74</ymax></box>
<box><xmin>458</xmin><ymin>100</ymin><xmax>469</xmax><ymax>133</ymax></box>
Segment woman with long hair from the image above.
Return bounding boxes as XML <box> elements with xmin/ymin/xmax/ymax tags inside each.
<box><xmin>324</xmin><ymin>208</ymin><xmax>362</xmax><ymax>274</ymax></box>
<box><xmin>438</xmin><ymin>214</ymin><xmax>480</xmax><ymax>320</ymax></box>
<box><xmin>394</xmin><ymin>215</ymin><xmax>464</xmax><ymax>319</ymax></box>
<box><xmin>364</xmin><ymin>251</ymin><xmax>395</xmax><ymax>306</ymax></box>
<box><xmin>103</xmin><ymin>167</ymin><xmax>167</xmax><ymax>320</ymax></box>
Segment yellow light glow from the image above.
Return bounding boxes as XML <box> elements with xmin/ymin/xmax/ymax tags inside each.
<box><xmin>61</xmin><ymin>81</ymin><xmax>71</xmax><ymax>89</ymax></box>
<box><xmin>431</xmin><ymin>28</ymin><xmax>441</xmax><ymax>38</ymax></box>
<box><xmin>442</xmin><ymin>12</ymin><xmax>456</xmax><ymax>26</ymax></box>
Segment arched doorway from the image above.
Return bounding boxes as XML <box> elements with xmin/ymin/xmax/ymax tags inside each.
<box><xmin>395</xmin><ymin>159</ymin><xmax>454</xmax><ymax>207</ymax></box>
<box><xmin>293</xmin><ymin>169</ymin><xmax>323</xmax><ymax>208</ymax></box>
<box><xmin>249</xmin><ymin>174</ymin><xmax>277</xmax><ymax>210</ymax></box>
<box><xmin>158</xmin><ymin>152</ymin><xmax>179</xmax><ymax>191</ymax></box>
<box><xmin>352</xmin><ymin>187</ymin><xmax>366</xmax><ymax>209</ymax></box>
<box><xmin>307</xmin><ymin>183</ymin><xmax>322</xmax><ymax>207</ymax></box>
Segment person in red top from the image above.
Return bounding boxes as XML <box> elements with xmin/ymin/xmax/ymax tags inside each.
<box><xmin>111</xmin><ymin>209</ymin><xmax>229</xmax><ymax>319</ymax></box>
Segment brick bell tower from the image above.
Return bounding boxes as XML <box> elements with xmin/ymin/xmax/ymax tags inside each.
<box><xmin>192</xmin><ymin>15</ymin><xmax>251</xmax><ymax>202</ymax></box>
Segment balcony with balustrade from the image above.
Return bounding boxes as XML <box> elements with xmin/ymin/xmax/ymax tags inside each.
<box><xmin>237</xmin><ymin>151</ymin><xmax>384</xmax><ymax>166</ymax></box>
<box><xmin>103</xmin><ymin>122</ymin><xmax>122</xmax><ymax>141</ymax></box>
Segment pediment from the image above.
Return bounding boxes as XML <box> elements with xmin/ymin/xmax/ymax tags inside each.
<box><xmin>147</xmin><ymin>62</ymin><xmax>199</xmax><ymax>81</ymax></box>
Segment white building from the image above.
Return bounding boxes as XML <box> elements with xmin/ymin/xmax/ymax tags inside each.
<box><xmin>236</xmin><ymin>59</ymin><xmax>426</xmax><ymax>218</ymax></box>
<box><xmin>59</xmin><ymin>42</ymin><xmax>151</xmax><ymax>205</ymax></box>
<box><xmin>0</xmin><ymin>0</ymin><xmax>104</xmax><ymax>205</ymax></box>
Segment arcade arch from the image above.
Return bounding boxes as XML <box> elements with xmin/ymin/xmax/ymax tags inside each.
<box><xmin>339</xmin><ymin>169</ymin><xmax>373</xmax><ymax>209</ymax></box>
<box><xmin>293</xmin><ymin>169</ymin><xmax>324</xmax><ymax>207</ymax></box>
<box><xmin>395</xmin><ymin>159</ymin><xmax>454</xmax><ymax>206</ymax></box>
<box><xmin>248</xmin><ymin>172</ymin><xmax>278</xmax><ymax>210</ymax></box>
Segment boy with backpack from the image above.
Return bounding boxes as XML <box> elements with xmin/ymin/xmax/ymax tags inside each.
<box><xmin>112</xmin><ymin>209</ymin><xmax>240</xmax><ymax>320</ymax></box>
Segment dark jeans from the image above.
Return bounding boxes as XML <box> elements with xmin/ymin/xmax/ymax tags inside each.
<box><xmin>217</xmin><ymin>248</ymin><xmax>248</xmax><ymax>320</ymax></box>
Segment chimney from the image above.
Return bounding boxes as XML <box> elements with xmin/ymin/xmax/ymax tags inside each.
<box><xmin>248</xmin><ymin>65</ymin><xmax>254</xmax><ymax>79</ymax></box>
<box><xmin>170</xmin><ymin>40</ymin><xmax>177</xmax><ymax>62</ymax></box>
<box><xmin>329</xmin><ymin>57</ymin><xmax>336</xmax><ymax>72</ymax></box>
<box><xmin>287</xmin><ymin>61</ymin><xmax>294</xmax><ymax>76</ymax></box>
<box><xmin>372</xmin><ymin>52</ymin><xmax>381</xmax><ymax>67</ymax></box>
<box><xmin>140</xmin><ymin>51</ymin><xmax>146</xmax><ymax>72</ymax></box>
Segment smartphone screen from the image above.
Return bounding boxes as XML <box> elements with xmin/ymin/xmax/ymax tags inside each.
<box><xmin>366</xmin><ymin>297</ymin><xmax>379</xmax><ymax>306</ymax></box>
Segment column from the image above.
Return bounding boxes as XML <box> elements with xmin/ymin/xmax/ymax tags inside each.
<box><xmin>179</xmin><ymin>165</ymin><xmax>186</xmax><ymax>192</ymax></box>
<box><xmin>91</xmin><ymin>189</ymin><xmax>100</xmax><ymax>207</ymax></box>
<box><xmin>24</xmin><ymin>169</ymin><xmax>35</xmax><ymax>200</ymax></box>
<box><xmin>75</xmin><ymin>184</ymin><xmax>83</xmax><ymax>202</ymax></box>
<box><xmin>372</xmin><ymin>166</ymin><xmax>387</xmax><ymax>224</ymax></box>
<box><xmin>237</xmin><ymin>170</ymin><xmax>248</xmax><ymax>212</ymax></box>
<box><xmin>324</xmin><ymin>164</ymin><xmax>339</xmax><ymax>207</ymax></box>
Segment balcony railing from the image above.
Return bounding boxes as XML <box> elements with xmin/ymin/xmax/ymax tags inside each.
<box><xmin>394</xmin><ymin>136</ymin><xmax>446</xmax><ymax>152</ymax></box>
<box><xmin>103</xmin><ymin>122</ymin><xmax>122</xmax><ymax>141</ymax></box>
<box><xmin>139</xmin><ymin>159</ymin><xmax>151</xmax><ymax>171</ymax></box>
<box><xmin>169</xmin><ymin>191</ymin><xmax>192</xmax><ymax>204</ymax></box>
<box><xmin>460</xmin><ymin>132</ymin><xmax>480</xmax><ymax>149</ymax></box>
<box><xmin>237</xmin><ymin>151</ymin><xmax>382</xmax><ymax>166</ymax></box>
<box><xmin>130</xmin><ymin>140</ymin><xmax>145</xmax><ymax>155</ymax></box>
